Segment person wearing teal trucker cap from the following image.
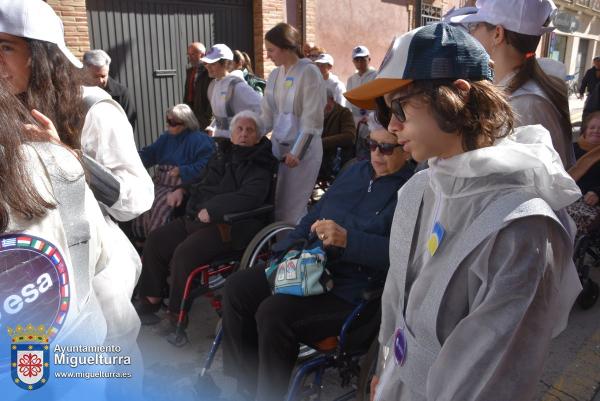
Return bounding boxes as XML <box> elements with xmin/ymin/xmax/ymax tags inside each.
<box><xmin>346</xmin><ymin>22</ymin><xmax>582</xmax><ymax>401</ymax></box>
<box><xmin>451</xmin><ymin>0</ymin><xmax>575</xmax><ymax>169</ymax></box>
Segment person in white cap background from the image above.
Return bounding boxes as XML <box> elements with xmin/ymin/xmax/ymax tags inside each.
<box><xmin>0</xmin><ymin>0</ymin><xmax>151</xmax><ymax>364</ymax></box>
<box><xmin>345</xmin><ymin>22</ymin><xmax>581</xmax><ymax>401</ymax></box>
<box><xmin>346</xmin><ymin>45</ymin><xmax>378</xmax><ymax>159</ymax></box>
<box><xmin>314</xmin><ymin>53</ymin><xmax>347</xmax><ymax>107</ymax></box>
<box><xmin>452</xmin><ymin>0</ymin><xmax>575</xmax><ymax>169</ymax></box>
<box><xmin>203</xmin><ymin>43</ymin><xmax>262</xmax><ymax>140</ymax></box>
<box><xmin>259</xmin><ymin>22</ymin><xmax>326</xmax><ymax>225</ymax></box>
<box><xmin>346</xmin><ymin>45</ymin><xmax>377</xmax><ymax>124</ymax></box>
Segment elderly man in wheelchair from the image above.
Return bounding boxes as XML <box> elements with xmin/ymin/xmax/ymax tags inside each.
<box><xmin>134</xmin><ymin>110</ymin><xmax>278</xmax><ymax>326</ymax></box>
<box><xmin>218</xmin><ymin>109</ymin><xmax>414</xmax><ymax>401</ymax></box>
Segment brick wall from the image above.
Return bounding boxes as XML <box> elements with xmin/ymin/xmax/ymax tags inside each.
<box><xmin>304</xmin><ymin>0</ymin><xmax>316</xmax><ymax>47</ymax></box>
<box><xmin>253</xmin><ymin>0</ymin><xmax>286</xmax><ymax>79</ymax></box>
<box><xmin>47</xmin><ymin>0</ymin><xmax>90</xmax><ymax>61</ymax></box>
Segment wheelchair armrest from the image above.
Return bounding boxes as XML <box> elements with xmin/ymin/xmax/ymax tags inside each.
<box><xmin>223</xmin><ymin>204</ymin><xmax>274</xmax><ymax>223</ymax></box>
<box><xmin>361</xmin><ymin>288</ymin><xmax>383</xmax><ymax>302</ymax></box>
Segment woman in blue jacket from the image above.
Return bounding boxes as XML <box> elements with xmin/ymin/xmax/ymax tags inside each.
<box><xmin>132</xmin><ymin>104</ymin><xmax>215</xmax><ymax>239</ymax></box>
<box><xmin>220</xmin><ymin>114</ymin><xmax>414</xmax><ymax>401</ymax></box>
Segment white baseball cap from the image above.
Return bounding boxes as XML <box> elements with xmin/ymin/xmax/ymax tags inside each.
<box><xmin>352</xmin><ymin>46</ymin><xmax>370</xmax><ymax>59</ymax></box>
<box><xmin>201</xmin><ymin>44</ymin><xmax>234</xmax><ymax>63</ymax></box>
<box><xmin>314</xmin><ymin>53</ymin><xmax>334</xmax><ymax>66</ymax></box>
<box><xmin>0</xmin><ymin>0</ymin><xmax>82</xmax><ymax>68</ymax></box>
<box><xmin>441</xmin><ymin>6</ymin><xmax>478</xmax><ymax>22</ymax></box>
<box><xmin>450</xmin><ymin>0</ymin><xmax>557</xmax><ymax>37</ymax></box>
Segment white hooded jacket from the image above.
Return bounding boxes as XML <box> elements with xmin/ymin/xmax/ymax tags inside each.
<box><xmin>376</xmin><ymin>125</ymin><xmax>581</xmax><ymax>401</ymax></box>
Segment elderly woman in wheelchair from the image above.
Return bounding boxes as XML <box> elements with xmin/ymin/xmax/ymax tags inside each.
<box><xmin>567</xmin><ymin>111</ymin><xmax>600</xmax><ymax>308</ymax></box>
<box><xmin>567</xmin><ymin>111</ymin><xmax>600</xmax><ymax>234</ymax></box>
<box><xmin>220</xmin><ymin>114</ymin><xmax>414</xmax><ymax>401</ymax></box>
<box><xmin>134</xmin><ymin>110</ymin><xmax>278</xmax><ymax>326</ymax></box>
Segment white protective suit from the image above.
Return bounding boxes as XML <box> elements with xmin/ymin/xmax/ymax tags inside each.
<box><xmin>260</xmin><ymin>58</ymin><xmax>326</xmax><ymax>224</ymax></box>
<box><xmin>81</xmin><ymin>86</ymin><xmax>154</xmax><ymax>349</ymax></box>
<box><xmin>1</xmin><ymin>143</ymin><xmax>109</xmax><ymax>401</ymax></box>
<box><xmin>4</xmin><ymin>142</ymin><xmax>109</xmax><ymax>345</ymax></box>
<box><xmin>375</xmin><ymin>125</ymin><xmax>582</xmax><ymax>401</ymax></box>
<box><xmin>207</xmin><ymin>70</ymin><xmax>262</xmax><ymax>138</ymax></box>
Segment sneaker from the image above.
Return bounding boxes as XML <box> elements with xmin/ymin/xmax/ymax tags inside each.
<box><xmin>134</xmin><ymin>297</ymin><xmax>162</xmax><ymax>325</ymax></box>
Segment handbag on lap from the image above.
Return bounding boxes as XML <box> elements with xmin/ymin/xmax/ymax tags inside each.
<box><xmin>265</xmin><ymin>238</ymin><xmax>333</xmax><ymax>297</ymax></box>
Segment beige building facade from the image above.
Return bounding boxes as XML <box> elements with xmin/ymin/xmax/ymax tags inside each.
<box><xmin>546</xmin><ymin>0</ymin><xmax>600</xmax><ymax>81</ymax></box>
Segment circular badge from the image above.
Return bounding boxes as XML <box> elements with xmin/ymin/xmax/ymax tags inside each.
<box><xmin>394</xmin><ymin>327</ymin><xmax>407</xmax><ymax>366</ymax></box>
<box><xmin>0</xmin><ymin>234</ymin><xmax>70</xmax><ymax>344</ymax></box>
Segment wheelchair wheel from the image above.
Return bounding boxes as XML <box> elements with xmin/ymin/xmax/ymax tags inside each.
<box><xmin>356</xmin><ymin>339</ymin><xmax>378</xmax><ymax>401</ymax></box>
<box><xmin>239</xmin><ymin>221</ymin><xmax>295</xmax><ymax>270</ymax></box>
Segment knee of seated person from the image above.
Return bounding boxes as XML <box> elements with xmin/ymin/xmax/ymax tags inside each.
<box><xmin>142</xmin><ymin>229</ymin><xmax>162</xmax><ymax>256</ymax></box>
<box><xmin>255</xmin><ymin>296</ymin><xmax>288</xmax><ymax>332</ymax></box>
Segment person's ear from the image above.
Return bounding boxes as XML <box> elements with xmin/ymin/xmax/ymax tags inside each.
<box><xmin>453</xmin><ymin>79</ymin><xmax>471</xmax><ymax>93</ymax></box>
<box><xmin>494</xmin><ymin>25</ymin><xmax>505</xmax><ymax>46</ymax></box>
<box><xmin>453</xmin><ymin>79</ymin><xmax>471</xmax><ymax>102</ymax></box>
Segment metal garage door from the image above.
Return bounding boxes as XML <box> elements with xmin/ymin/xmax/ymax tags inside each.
<box><xmin>87</xmin><ymin>0</ymin><xmax>253</xmax><ymax>148</ymax></box>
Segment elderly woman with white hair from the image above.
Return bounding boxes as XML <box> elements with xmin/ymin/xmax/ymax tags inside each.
<box><xmin>136</xmin><ymin>110</ymin><xmax>278</xmax><ymax>325</ymax></box>
<box><xmin>132</xmin><ymin>103</ymin><xmax>215</xmax><ymax>239</ymax></box>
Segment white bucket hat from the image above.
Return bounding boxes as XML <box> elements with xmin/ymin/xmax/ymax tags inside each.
<box><xmin>450</xmin><ymin>0</ymin><xmax>557</xmax><ymax>37</ymax></box>
<box><xmin>0</xmin><ymin>0</ymin><xmax>82</xmax><ymax>68</ymax></box>
<box><xmin>201</xmin><ymin>44</ymin><xmax>234</xmax><ymax>64</ymax></box>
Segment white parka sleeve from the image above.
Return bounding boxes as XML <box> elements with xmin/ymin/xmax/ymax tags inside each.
<box><xmin>259</xmin><ymin>71</ymin><xmax>277</xmax><ymax>135</ymax></box>
<box><xmin>297</xmin><ymin>65</ymin><xmax>326</xmax><ymax>137</ymax></box>
<box><xmin>233</xmin><ymin>82</ymin><xmax>263</xmax><ymax>115</ymax></box>
<box><xmin>82</xmin><ymin>101</ymin><xmax>154</xmax><ymax>221</ymax></box>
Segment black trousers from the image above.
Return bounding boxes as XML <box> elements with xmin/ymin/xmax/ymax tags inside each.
<box><xmin>222</xmin><ymin>267</ymin><xmax>354</xmax><ymax>401</ymax></box>
<box><xmin>138</xmin><ymin>217</ymin><xmax>231</xmax><ymax>314</ymax></box>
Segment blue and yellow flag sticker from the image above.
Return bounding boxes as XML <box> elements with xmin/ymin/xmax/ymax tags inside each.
<box><xmin>284</xmin><ymin>77</ymin><xmax>294</xmax><ymax>89</ymax></box>
<box><xmin>427</xmin><ymin>222</ymin><xmax>445</xmax><ymax>256</ymax></box>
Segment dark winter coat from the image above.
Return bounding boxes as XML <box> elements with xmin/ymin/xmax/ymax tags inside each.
<box><xmin>184</xmin><ymin>137</ymin><xmax>278</xmax><ymax>248</ymax></box>
<box><xmin>274</xmin><ymin>160</ymin><xmax>415</xmax><ymax>304</ymax></box>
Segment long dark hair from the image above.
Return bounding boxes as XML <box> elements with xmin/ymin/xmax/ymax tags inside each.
<box><xmin>0</xmin><ymin>83</ymin><xmax>55</xmax><ymax>231</ymax></box>
<box><xmin>482</xmin><ymin>23</ymin><xmax>571</xmax><ymax>147</ymax></box>
<box><xmin>20</xmin><ymin>40</ymin><xmax>86</xmax><ymax>150</ymax></box>
<box><xmin>503</xmin><ymin>29</ymin><xmax>571</xmax><ymax>139</ymax></box>
<box><xmin>265</xmin><ymin>22</ymin><xmax>304</xmax><ymax>58</ymax></box>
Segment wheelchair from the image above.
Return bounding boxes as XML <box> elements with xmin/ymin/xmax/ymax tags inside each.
<box><xmin>195</xmin><ymin>221</ymin><xmax>381</xmax><ymax>401</ymax></box>
<box><xmin>166</xmin><ymin>216</ymin><xmax>296</xmax><ymax>347</ymax></box>
<box><xmin>573</xmin><ymin>229</ymin><xmax>600</xmax><ymax>310</ymax></box>
<box><xmin>284</xmin><ymin>290</ymin><xmax>381</xmax><ymax>401</ymax></box>
<box><xmin>163</xmin><ymin>169</ymin><xmax>293</xmax><ymax>347</ymax></box>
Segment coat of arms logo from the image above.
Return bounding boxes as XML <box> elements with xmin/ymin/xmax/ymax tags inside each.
<box><xmin>8</xmin><ymin>324</ymin><xmax>50</xmax><ymax>390</ymax></box>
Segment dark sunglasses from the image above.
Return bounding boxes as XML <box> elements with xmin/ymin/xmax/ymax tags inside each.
<box><xmin>166</xmin><ymin>118</ymin><xmax>184</xmax><ymax>127</ymax></box>
<box><xmin>389</xmin><ymin>91</ymin><xmax>423</xmax><ymax>123</ymax></box>
<box><xmin>366</xmin><ymin>138</ymin><xmax>402</xmax><ymax>155</ymax></box>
